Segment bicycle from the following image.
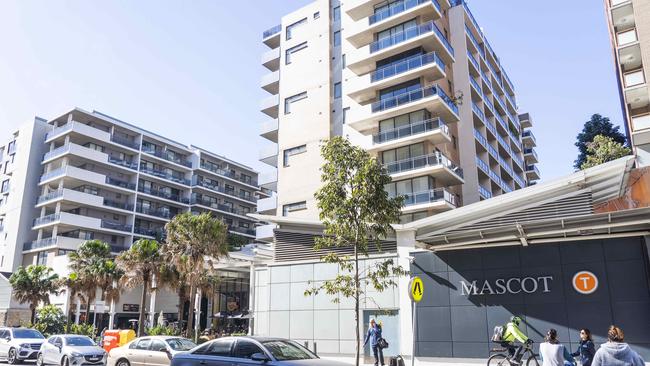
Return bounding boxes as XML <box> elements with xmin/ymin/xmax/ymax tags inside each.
<box><xmin>487</xmin><ymin>342</ymin><xmax>540</xmax><ymax>366</ymax></box>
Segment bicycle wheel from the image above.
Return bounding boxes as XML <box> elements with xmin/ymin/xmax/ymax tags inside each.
<box><xmin>487</xmin><ymin>353</ymin><xmax>510</xmax><ymax>366</ymax></box>
<box><xmin>526</xmin><ymin>354</ymin><xmax>540</xmax><ymax>366</ymax></box>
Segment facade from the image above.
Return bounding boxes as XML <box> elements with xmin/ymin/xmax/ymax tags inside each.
<box><xmin>0</xmin><ymin>108</ymin><xmax>269</xmax><ymax>327</ymax></box>
<box><xmin>258</xmin><ymin>0</ymin><xmax>540</xmax><ymax>228</ymax></box>
<box><xmin>604</xmin><ymin>0</ymin><xmax>650</xmax><ymax>164</ymax></box>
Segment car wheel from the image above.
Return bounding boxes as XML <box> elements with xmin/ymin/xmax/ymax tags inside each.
<box><xmin>116</xmin><ymin>358</ymin><xmax>130</xmax><ymax>366</ymax></box>
<box><xmin>61</xmin><ymin>356</ymin><xmax>69</xmax><ymax>366</ymax></box>
<box><xmin>37</xmin><ymin>353</ymin><xmax>44</xmax><ymax>366</ymax></box>
<box><xmin>7</xmin><ymin>348</ymin><xmax>19</xmax><ymax>365</ymax></box>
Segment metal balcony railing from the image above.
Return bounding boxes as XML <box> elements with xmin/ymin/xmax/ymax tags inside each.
<box><xmin>104</xmin><ymin>199</ymin><xmax>134</xmax><ymax>211</ymax></box>
<box><xmin>110</xmin><ymin>135</ymin><xmax>140</xmax><ymax>150</ymax></box>
<box><xmin>199</xmin><ymin>163</ymin><xmax>259</xmax><ymax>187</ymax></box>
<box><xmin>371</xmin><ymin>84</ymin><xmax>458</xmax><ymax>115</ymax></box>
<box><xmin>101</xmin><ymin>220</ymin><xmax>132</xmax><ymax>232</ymax></box>
<box><xmin>476</xmin><ymin>156</ymin><xmax>489</xmax><ymax>173</ymax></box>
<box><xmin>191</xmin><ymin>177</ymin><xmax>256</xmax><ymax>203</ymax></box>
<box><xmin>106</xmin><ymin>177</ymin><xmax>136</xmax><ymax>190</ymax></box>
<box><xmin>108</xmin><ymin>156</ymin><xmax>138</xmax><ymax>170</ymax></box>
<box><xmin>383</xmin><ymin>152</ymin><xmax>463</xmax><ymax>178</ymax></box>
<box><xmin>262</xmin><ymin>24</ymin><xmax>281</xmax><ymax>39</ymax></box>
<box><xmin>139</xmin><ymin>166</ymin><xmax>191</xmax><ymax>185</ymax></box>
<box><xmin>478</xmin><ymin>185</ymin><xmax>492</xmax><ymax>199</ymax></box>
<box><xmin>142</xmin><ymin>147</ymin><xmax>192</xmax><ymax>168</ymax></box>
<box><xmin>135</xmin><ymin>204</ymin><xmax>172</xmax><ymax>219</ymax></box>
<box><xmin>138</xmin><ymin>186</ymin><xmax>190</xmax><ymax>204</ymax></box>
<box><xmin>373</xmin><ymin>118</ymin><xmax>448</xmax><ymax>144</ymax></box>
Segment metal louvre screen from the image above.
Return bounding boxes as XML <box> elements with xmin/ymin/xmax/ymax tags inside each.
<box><xmin>273</xmin><ymin>230</ymin><xmax>397</xmax><ymax>262</ymax></box>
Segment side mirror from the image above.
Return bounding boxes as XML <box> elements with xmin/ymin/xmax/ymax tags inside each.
<box><xmin>250</xmin><ymin>353</ymin><xmax>269</xmax><ymax>362</ymax></box>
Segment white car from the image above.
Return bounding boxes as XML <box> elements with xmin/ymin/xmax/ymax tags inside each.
<box><xmin>37</xmin><ymin>335</ymin><xmax>106</xmax><ymax>366</ymax></box>
<box><xmin>107</xmin><ymin>336</ymin><xmax>196</xmax><ymax>366</ymax></box>
<box><xmin>0</xmin><ymin>327</ymin><xmax>46</xmax><ymax>364</ymax></box>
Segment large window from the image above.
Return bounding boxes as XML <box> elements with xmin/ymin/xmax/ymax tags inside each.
<box><xmin>283</xmin><ymin>145</ymin><xmax>306</xmax><ymax>167</ymax></box>
<box><xmin>283</xmin><ymin>201</ymin><xmax>307</xmax><ymax>216</ymax></box>
<box><xmin>36</xmin><ymin>251</ymin><xmax>48</xmax><ymax>265</ymax></box>
<box><xmin>284</xmin><ymin>92</ymin><xmax>307</xmax><ymax>114</ymax></box>
<box><xmin>385</xmin><ymin>176</ymin><xmax>432</xmax><ymax>198</ymax></box>
<box><xmin>376</xmin><ymin>19</ymin><xmax>417</xmax><ymax>42</ymax></box>
<box><xmin>286</xmin><ymin>42</ymin><xmax>308</xmax><ymax>64</ymax></box>
<box><xmin>379</xmin><ymin>110</ymin><xmax>429</xmax><ymax>133</ymax></box>
<box><xmin>381</xmin><ymin>142</ymin><xmax>425</xmax><ymax>164</ymax></box>
<box><xmin>379</xmin><ymin>79</ymin><xmax>421</xmax><ymax>101</ymax></box>
<box><xmin>286</xmin><ymin>18</ymin><xmax>307</xmax><ymax>40</ymax></box>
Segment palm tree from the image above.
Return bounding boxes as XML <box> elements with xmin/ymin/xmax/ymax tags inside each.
<box><xmin>116</xmin><ymin>239</ymin><xmax>163</xmax><ymax>336</ymax></box>
<box><xmin>9</xmin><ymin>265</ymin><xmax>60</xmax><ymax>323</ymax></box>
<box><xmin>56</xmin><ymin>272</ymin><xmax>85</xmax><ymax>331</ymax></box>
<box><xmin>164</xmin><ymin>212</ymin><xmax>228</xmax><ymax>340</ymax></box>
<box><xmin>158</xmin><ymin>264</ymin><xmax>187</xmax><ymax>332</ymax></box>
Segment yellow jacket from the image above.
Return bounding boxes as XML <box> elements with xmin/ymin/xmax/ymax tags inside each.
<box><xmin>503</xmin><ymin>322</ymin><xmax>528</xmax><ymax>343</ymax></box>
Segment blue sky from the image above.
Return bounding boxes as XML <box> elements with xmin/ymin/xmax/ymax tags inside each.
<box><xmin>0</xmin><ymin>0</ymin><xmax>622</xmax><ymax>180</ymax></box>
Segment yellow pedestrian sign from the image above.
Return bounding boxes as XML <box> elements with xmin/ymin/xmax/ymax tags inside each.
<box><xmin>409</xmin><ymin>276</ymin><xmax>424</xmax><ymax>302</ymax></box>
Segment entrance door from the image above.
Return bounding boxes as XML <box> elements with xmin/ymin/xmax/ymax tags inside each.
<box><xmin>363</xmin><ymin>310</ymin><xmax>400</xmax><ymax>364</ymax></box>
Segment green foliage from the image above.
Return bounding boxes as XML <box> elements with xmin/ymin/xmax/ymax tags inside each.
<box><xmin>9</xmin><ymin>265</ymin><xmax>60</xmax><ymax>323</ymax></box>
<box><xmin>146</xmin><ymin>325</ymin><xmax>180</xmax><ymax>336</ymax></box>
<box><xmin>580</xmin><ymin>135</ymin><xmax>632</xmax><ymax>169</ymax></box>
<box><xmin>68</xmin><ymin>323</ymin><xmax>95</xmax><ymax>337</ymax></box>
<box><xmin>305</xmin><ymin>137</ymin><xmax>407</xmax><ymax>366</ymax></box>
<box><xmin>574</xmin><ymin>114</ymin><xmax>627</xmax><ymax>169</ymax></box>
<box><xmin>34</xmin><ymin>305</ymin><xmax>66</xmax><ymax>336</ymax></box>
<box><xmin>227</xmin><ymin>233</ymin><xmax>249</xmax><ymax>251</ymax></box>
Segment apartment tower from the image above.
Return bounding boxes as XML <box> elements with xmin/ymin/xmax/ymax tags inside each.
<box><xmin>259</xmin><ymin>0</ymin><xmax>539</xmax><ymax>226</ymax></box>
<box><xmin>604</xmin><ymin>0</ymin><xmax>650</xmax><ymax>164</ymax></box>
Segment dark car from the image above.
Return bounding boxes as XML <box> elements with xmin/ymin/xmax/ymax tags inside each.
<box><xmin>170</xmin><ymin>337</ymin><xmax>351</xmax><ymax>366</ymax></box>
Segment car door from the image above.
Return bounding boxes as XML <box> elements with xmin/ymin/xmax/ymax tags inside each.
<box><xmin>144</xmin><ymin>339</ymin><xmax>170</xmax><ymax>366</ymax></box>
<box><xmin>0</xmin><ymin>330</ymin><xmax>9</xmax><ymax>358</ymax></box>
<box><xmin>40</xmin><ymin>337</ymin><xmax>56</xmax><ymax>365</ymax></box>
<box><xmin>191</xmin><ymin>339</ymin><xmax>235</xmax><ymax>366</ymax></box>
<box><xmin>230</xmin><ymin>340</ymin><xmax>268</xmax><ymax>366</ymax></box>
<box><xmin>50</xmin><ymin>337</ymin><xmax>65</xmax><ymax>365</ymax></box>
<box><xmin>126</xmin><ymin>338</ymin><xmax>152</xmax><ymax>366</ymax></box>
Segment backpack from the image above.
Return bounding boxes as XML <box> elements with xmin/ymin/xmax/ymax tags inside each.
<box><xmin>492</xmin><ymin>325</ymin><xmax>505</xmax><ymax>342</ymax></box>
<box><xmin>377</xmin><ymin>337</ymin><xmax>389</xmax><ymax>349</ymax></box>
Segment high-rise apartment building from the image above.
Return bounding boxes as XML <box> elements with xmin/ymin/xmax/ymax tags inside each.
<box><xmin>0</xmin><ymin>108</ymin><xmax>267</xmax><ymax>325</ymax></box>
<box><xmin>259</xmin><ymin>0</ymin><xmax>539</xmax><ymax>226</ymax></box>
<box><xmin>604</xmin><ymin>0</ymin><xmax>650</xmax><ymax>164</ymax></box>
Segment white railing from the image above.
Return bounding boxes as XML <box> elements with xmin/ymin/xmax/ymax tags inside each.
<box><xmin>624</xmin><ymin>70</ymin><xmax>645</xmax><ymax>88</ymax></box>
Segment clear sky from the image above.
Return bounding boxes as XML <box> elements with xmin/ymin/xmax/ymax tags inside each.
<box><xmin>0</xmin><ymin>0</ymin><xmax>623</xmax><ymax>181</ymax></box>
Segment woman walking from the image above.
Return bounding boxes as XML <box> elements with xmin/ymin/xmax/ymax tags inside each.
<box><xmin>592</xmin><ymin>325</ymin><xmax>645</xmax><ymax>366</ymax></box>
<box><xmin>363</xmin><ymin>318</ymin><xmax>385</xmax><ymax>366</ymax></box>
<box><xmin>571</xmin><ymin>329</ymin><xmax>595</xmax><ymax>366</ymax></box>
<box><xmin>539</xmin><ymin>328</ymin><xmax>576</xmax><ymax>366</ymax></box>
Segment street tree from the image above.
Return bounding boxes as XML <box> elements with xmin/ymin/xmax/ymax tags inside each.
<box><xmin>9</xmin><ymin>265</ymin><xmax>60</xmax><ymax>323</ymax></box>
<box><xmin>305</xmin><ymin>137</ymin><xmax>407</xmax><ymax>366</ymax></box>
<box><xmin>581</xmin><ymin>134</ymin><xmax>632</xmax><ymax>170</ymax></box>
<box><xmin>117</xmin><ymin>239</ymin><xmax>164</xmax><ymax>336</ymax></box>
<box><xmin>164</xmin><ymin>212</ymin><xmax>229</xmax><ymax>340</ymax></box>
<box><xmin>574</xmin><ymin>114</ymin><xmax>627</xmax><ymax>169</ymax></box>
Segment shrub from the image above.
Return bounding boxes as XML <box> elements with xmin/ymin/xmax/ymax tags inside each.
<box><xmin>146</xmin><ymin>325</ymin><xmax>179</xmax><ymax>336</ymax></box>
<box><xmin>69</xmin><ymin>323</ymin><xmax>96</xmax><ymax>337</ymax></box>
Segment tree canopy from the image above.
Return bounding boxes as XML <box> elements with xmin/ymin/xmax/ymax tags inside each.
<box><xmin>580</xmin><ymin>134</ymin><xmax>631</xmax><ymax>169</ymax></box>
<box><xmin>9</xmin><ymin>265</ymin><xmax>60</xmax><ymax>323</ymax></box>
<box><xmin>574</xmin><ymin>114</ymin><xmax>627</xmax><ymax>169</ymax></box>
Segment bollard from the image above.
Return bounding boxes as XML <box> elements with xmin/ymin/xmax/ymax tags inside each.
<box><xmin>313</xmin><ymin>341</ymin><xmax>317</xmax><ymax>355</ymax></box>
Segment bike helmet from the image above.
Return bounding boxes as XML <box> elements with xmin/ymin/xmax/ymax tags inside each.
<box><xmin>510</xmin><ymin>316</ymin><xmax>522</xmax><ymax>325</ymax></box>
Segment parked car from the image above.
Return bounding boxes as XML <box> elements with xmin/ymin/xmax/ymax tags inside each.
<box><xmin>0</xmin><ymin>327</ymin><xmax>46</xmax><ymax>364</ymax></box>
<box><xmin>107</xmin><ymin>336</ymin><xmax>196</xmax><ymax>366</ymax></box>
<box><xmin>37</xmin><ymin>335</ymin><xmax>106</xmax><ymax>366</ymax></box>
<box><xmin>170</xmin><ymin>337</ymin><xmax>351</xmax><ymax>366</ymax></box>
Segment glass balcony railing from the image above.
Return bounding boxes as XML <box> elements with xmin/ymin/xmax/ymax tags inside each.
<box><xmin>23</xmin><ymin>237</ymin><xmax>58</xmax><ymax>251</ymax></box>
<box><xmin>33</xmin><ymin>213</ymin><xmax>60</xmax><ymax>227</ymax></box>
<box><xmin>470</xmin><ymin>77</ymin><xmax>482</xmax><ymax>94</ymax></box>
<box><xmin>370</xmin><ymin>21</ymin><xmax>454</xmax><ymax>56</ymax></box>
<box><xmin>373</xmin><ymin>117</ymin><xmax>448</xmax><ymax>144</ymax></box>
<box><xmin>476</xmin><ymin>156</ymin><xmax>489</xmax><ymax>173</ymax></box>
<box><xmin>138</xmin><ymin>186</ymin><xmax>190</xmax><ymax>204</ymax></box>
<box><xmin>142</xmin><ymin>147</ymin><xmax>192</xmax><ymax>168</ymax></box>
<box><xmin>465</xmin><ymin>25</ymin><xmax>482</xmax><ymax>53</ymax></box>
<box><xmin>455</xmin><ymin>0</ymin><xmax>481</xmax><ymax>37</ymax></box>
<box><xmin>108</xmin><ymin>156</ymin><xmax>138</xmax><ymax>170</ymax></box>
<box><xmin>526</xmin><ymin>165</ymin><xmax>540</xmax><ymax>176</ymax></box>
<box><xmin>40</xmin><ymin>167</ymin><xmax>67</xmax><ymax>183</ymax></box>
<box><xmin>514</xmin><ymin>174</ymin><xmax>526</xmax><ymax>188</ymax></box>
<box><xmin>473</xmin><ymin>128</ymin><xmax>488</xmax><ymax>147</ymax></box>
<box><xmin>383</xmin><ymin>152</ymin><xmax>463</xmax><ymax>178</ymax></box>
<box><xmin>499</xmin><ymin>157</ymin><xmax>514</xmax><ymax>177</ymax></box>
<box><xmin>43</xmin><ymin>144</ymin><xmax>70</xmax><ymax>161</ymax></box>
<box><xmin>135</xmin><ymin>204</ymin><xmax>172</xmax><ymax>219</ymax></box>
<box><xmin>483</xmin><ymin>98</ymin><xmax>495</xmax><ymax>114</ymax></box>
<box><xmin>101</xmin><ymin>220</ymin><xmax>132</xmax><ymax>232</ymax></box>
<box><xmin>509</xmin><ymin>132</ymin><xmax>523</xmax><ymax>151</ymax></box>
<box><xmin>523</xmin><ymin>130</ymin><xmax>537</xmax><ymax>143</ymax></box>
<box><xmin>190</xmin><ymin>197</ymin><xmax>250</xmax><ymax>216</ymax></box>
<box><xmin>496</xmin><ymin>134</ymin><xmax>511</xmax><ymax>153</ymax></box>
<box><xmin>524</xmin><ymin>148</ymin><xmax>539</xmax><ymax>161</ymax></box>
<box><xmin>110</xmin><ymin>135</ymin><xmax>140</xmax><ymax>150</ymax></box>
<box><xmin>478</xmin><ymin>185</ymin><xmax>492</xmax><ymax>199</ymax></box>
<box><xmin>104</xmin><ymin>198</ymin><xmax>134</xmax><ymax>211</ymax></box>
<box><xmin>467</xmin><ymin>51</ymin><xmax>480</xmax><ymax>71</ymax></box>
<box><xmin>106</xmin><ymin>176</ymin><xmax>136</xmax><ymax>190</ymax></box>
<box><xmin>489</xmin><ymin>169</ymin><xmax>501</xmax><ymax>186</ymax></box>
<box><xmin>371</xmin><ymin>52</ymin><xmax>445</xmax><ymax>83</ymax></box>
<box><xmin>512</xmin><ymin>154</ymin><xmax>525</xmax><ymax>169</ymax></box>
<box><xmin>192</xmin><ymin>177</ymin><xmax>256</xmax><ymax>203</ymax></box>
<box><xmin>401</xmin><ymin>188</ymin><xmax>457</xmax><ymax>207</ymax></box>
<box><xmin>371</xmin><ymin>84</ymin><xmax>458</xmax><ymax>115</ymax></box>
<box><xmin>369</xmin><ymin>0</ymin><xmax>441</xmax><ymax>25</ymax></box>
<box><xmin>139</xmin><ymin>166</ymin><xmax>191</xmax><ymax>185</ymax></box>
<box><xmin>495</xmin><ymin>113</ymin><xmax>508</xmax><ymax>131</ymax></box>
<box><xmin>487</xmin><ymin>144</ymin><xmax>498</xmax><ymax>159</ymax></box>
<box><xmin>263</xmin><ymin>24</ymin><xmax>281</xmax><ymax>39</ymax></box>
<box><xmin>199</xmin><ymin>163</ymin><xmax>259</xmax><ymax>187</ymax></box>
<box><xmin>37</xmin><ymin>189</ymin><xmax>64</xmax><ymax>204</ymax></box>
<box><xmin>472</xmin><ymin>103</ymin><xmax>485</xmax><ymax>121</ymax></box>
<box><xmin>46</xmin><ymin>123</ymin><xmax>74</xmax><ymax>141</ymax></box>
<box><xmin>229</xmin><ymin>226</ymin><xmax>256</xmax><ymax>236</ymax></box>
<box><xmin>505</xmin><ymin>92</ymin><xmax>517</xmax><ymax>109</ymax></box>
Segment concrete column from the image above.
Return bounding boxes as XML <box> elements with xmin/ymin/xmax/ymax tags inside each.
<box><xmin>248</xmin><ymin>262</ymin><xmax>256</xmax><ymax>335</ymax></box>
<box><xmin>67</xmin><ymin>114</ymin><xmax>73</xmax><ymax>123</ymax></box>
<box><xmin>395</xmin><ymin>228</ymin><xmax>417</xmax><ymax>362</ymax></box>
<box><xmin>149</xmin><ymin>276</ymin><xmax>157</xmax><ymax>327</ymax></box>
<box><xmin>75</xmin><ymin>298</ymin><xmax>81</xmax><ymax>324</ymax></box>
<box><xmin>52</xmin><ymin>225</ymin><xmax>58</xmax><ymax>237</ymax></box>
<box><xmin>108</xmin><ymin>298</ymin><xmax>116</xmax><ymax>330</ymax></box>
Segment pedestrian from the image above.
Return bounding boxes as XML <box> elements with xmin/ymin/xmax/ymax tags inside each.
<box><xmin>363</xmin><ymin>318</ymin><xmax>385</xmax><ymax>366</ymax></box>
<box><xmin>571</xmin><ymin>329</ymin><xmax>595</xmax><ymax>366</ymax></box>
<box><xmin>592</xmin><ymin>325</ymin><xmax>645</xmax><ymax>366</ymax></box>
<box><xmin>539</xmin><ymin>329</ymin><xmax>576</xmax><ymax>366</ymax></box>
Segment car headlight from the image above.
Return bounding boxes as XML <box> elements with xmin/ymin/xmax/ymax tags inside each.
<box><xmin>71</xmin><ymin>352</ymin><xmax>83</xmax><ymax>358</ymax></box>
<box><xmin>19</xmin><ymin>343</ymin><xmax>30</xmax><ymax>349</ymax></box>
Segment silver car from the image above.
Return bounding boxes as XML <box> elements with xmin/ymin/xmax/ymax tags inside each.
<box><xmin>37</xmin><ymin>335</ymin><xmax>106</xmax><ymax>366</ymax></box>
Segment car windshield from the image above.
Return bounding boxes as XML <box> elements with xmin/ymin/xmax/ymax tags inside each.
<box><xmin>65</xmin><ymin>336</ymin><xmax>95</xmax><ymax>346</ymax></box>
<box><xmin>13</xmin><ymin>329</ymin><xmax>44</xmax><ymax>339</ymax></box>
<box><xmin>166</xmin><ymin>338</ymin><xmax>196</xmax><ymax>351</ymax></box>
<box><xmin>261</xmin><ymin>340</ymin><xmax>317</xmax><ymax>361</ymax></box>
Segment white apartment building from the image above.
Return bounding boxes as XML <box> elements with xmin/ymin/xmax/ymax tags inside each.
<box><xmin>0</xmin><ymin>108</ymin><xmax>269</xmax><ymax>328</ymax></box>
<box><xmin>258</xmin><ymin>0</ymin><xmax>539</xmax><ymax>231</ymax></box>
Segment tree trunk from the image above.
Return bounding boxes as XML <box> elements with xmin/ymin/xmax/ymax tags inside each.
<box><xmin>138</xmin><ymin>276</ymin><xmax>149</xmax><ymax>337</ymax></box>
<box><xmin>187</xmin><ymin>284</ymin><xmax>197</xmax><ymax>341</ymax></box>
<box><xmin>30</xmin><ymin>304</ymin><xmax>36</xmax><ymax>324</ymax></box>
<box><xmin>354</xmin><ymin>244</ymin><xmax>361</xmax><ymax>366</ymax></box>
<box><xmin>85</xmin><ymin>294</ymin><xmax>93</xmax><ymax>324</ymax></box>
<box><xmin>177</xmin><ymin>290</ymin><xmax>184</xmax><ymax>333</ymax></box>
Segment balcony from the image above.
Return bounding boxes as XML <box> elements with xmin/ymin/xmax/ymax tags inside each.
<box><xmin>261</xmin><ymin>70</ymin><xmax>280</xmax><ymax>95</ymax></box>
<box><xmin>260</xmin><ymin>95</ymin><xmax>279</xmax><ymax>118</ymax></box>
<box><xmin>23</xmin><ymin>236</ymin><xmax>87</xmax><ymax>253</ymax></box>
<box><xmin>624</xmin><ymin>69</ymin><xmax>645</xmax><ymax>89</ymax></box>
<box><xmin>347</xmin><ymin>52</ymin><xmax>446</xmax><ymax>103</ymax></box>
<box><xmin>259</xmin><ymin>144</ymin><xmax>278</xmax><ymax>168</ymax></box>
<box><xmin>110</xmin><ymin>134</ymin><xmax>140</xmax><ymax>150</ymax></box>
<box><xmin>190</xmin><ymin>197</ymin><xmax>250</xmax><ymax>218</ymax></box>
<box><xmin>135</xmin><ymin>204</ymin><xmax>172</xmax><ymax>220</ymax></box>
<box><xmin>525</xmin><ymin>165</ymin><xmax>540</xmax><ymax>181</ymax></box>
<box><xmin>476</xmin><ymin>156</ymin><xmax>489</xmax><ymax>174</ymax></box>
<box><xmin>198</xmin><ymin>163</ymin><xmax>259</xmax><ymax>187</ymax></box>
<box><xmin>478</xmin><ymin>185</ymin><xmax>492</xmax><ymax>200</ymax></box>
<box><xmin>346</xmin><ymin>0</ymin><xmax>442</xmax><ymax>47</ymax></box>
<box><xmin>257</xmin><ymin>196</ymin><xmax>277</xmax><ymax>215</ymax></box>
<box><xmin>259</xmin><ymin>170</ymin><xmax>277</xmax><ymax>192</ymax></box>
<box><xmin>383</xmin><ymin>152</ymin><xmax>463</xmax><ymax>185</ymax></box>
<box><xmin>261</xmin><ymin>47</ymin><xmax>280</xmax><ymax>71</ymax></box>
<box><xmin>43</xmin><ymin>143</ymin><xmax>138</xmax><ymax>172</ymax></box>
<box><xmin>347</xmin><ymin>20</ymin><xmax>454</xmax><ymax>75</ymax></box>
<box><xmin>45</xmin><ymin>121</ymin><xmax>140</xmax><ymax>151</ymax></box>
<box><xmin>511</xmin><ymin>153</ymin><xmax>525</xmax><ymax>170</ymax></box>
<box><xmin>139</xmin><ymin>166</ymin><xmax>191</xmax><ymax>186</ymax></box>
<box><xmin>519</xmin><ymin>113</ymin><xmax>532</xmax><ymax>128</ymax></box>
<box><xmin>262</xmin><ymin>24</ymin><xmax>281</xmax><ymax>49</ymax></box>
<box><xmin>32</xmin><ymin>211</ymin><xmax>132</xmax><ymax>234</ymax></box>
<box><xmin>138</xmin><ymin>186</ymin><xmax>190</xmax><ymax>204</ymax></box>
<box><xmin>522</xmin><ymin>130</ymin><xmax>537</xmax><ymax>147</ymax></box>
<box><xmin>260</xmin><ymin>119</ymin><xmax>279</xmax><ymax>143</ymax></box>
<box><xmin>514</xmin><ymin>174</ymin><xmax>526</xmax><ymax>189</ymax></box>
<box><xmin>399</xmin><ymin>188</ymin><xmax>457</xmax><ymax>214</ymax></box>
<box><xmin>142</xmin><ymin>147</ymin><xmax>192</xmax><ymax>169</ymax></box>
<box><xmin>36</xmin><ymin>188</ymin><xmax>133</xmax><ymax>212</ymax></box>
<box><xmin>348</xmin><ymin>84</ymin><xmax>459</xmax><ymax>131</ymax></box>
<box><xmin>33</xmin><ymin>213</ymin><xmax>60</xmax><ymax>228</ymax></box>
<box><xmin>523</xmin><ymin>148</ymin><xmax>538</xmax><ymax>164</ymax></box>
<box><xmin>134</xmin><ymin>226</ymin><xmax>165</xmax><ymax>238</ymax></box>
<box><xmin>192</xmin><ymin>177</ymin><xmax>256</xmax><ymax>203</ymax></box>
<box><xmin>108</xmin><ymin>156</ymin><xmax>138</xmax><ymax>170</ymax></box>
<box><xmin>369</xmin><ymin>118</ymin><xmax>450</xmax><ymax>152</ymax></box>
<box><xmin>631</xmin><ymin>114</ymin><xmax>650</xmax><ymax>146</ymax></box>
<box><xmin>106</xmin><ymin>176</ymin><xmax>136</xmax><ymax>190</ymax></box>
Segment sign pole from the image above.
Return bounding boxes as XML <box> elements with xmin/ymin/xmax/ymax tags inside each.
<box><xmin>411</xmin><ymin>300</ymin><xmax>417</xmax><ymax>366</ymax></box>
<box><xmin>407</xmin><ymin>276</ymin><xmax>423</xmax><ymax>366</ymax></box>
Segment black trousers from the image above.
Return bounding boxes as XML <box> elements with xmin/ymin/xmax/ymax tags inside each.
<box><xmin>372</xmin><ymin>345</ymin><xmax>385</xmax><ymax>366</ymax></box>
<box><xmin>506</xmin><ymin>343</ymin><xmax>524</xmax><ymax>362</ymax></box>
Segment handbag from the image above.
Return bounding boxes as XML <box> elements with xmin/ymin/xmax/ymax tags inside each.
<box><xmin>378</xmin><ymin>337</ymin><xmax>389</xmax><ymax>349</ymax></box>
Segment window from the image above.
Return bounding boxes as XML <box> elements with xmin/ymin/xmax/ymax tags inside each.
<box><xmin>333</xmin><ymin>6</ymin><xmax>341</xmax><ymax>21</ymax></box>
<box><xmin>378</xmin><ymin>110</ymin><xmax>430</xmax><ymax>142</ymax></box>
<box><xmin>342</xmin><ymin>54</ymin><xmax>346</xmax><ymax>68</ymax></box>
<box><xmin>379</xmin><ymin>79</ymin><xmax>421</xmax><ymax>101</ymax></box>
<box><xmin>283</xmin><ymin>145</ymin><xmax>307</xmax><ymax>167</ymax></box>
<box><xmin>193</xmin><ymin>339</ymin><xmax>234</xmax><ymax>356</ymax></box>
<box><xmin>452</xmin><ymin>135</ymin><xmax>457</xmax><ymax>150</ymax></box>
<box><xmin>240</xmin><ymin>173</ymin><xmax>252</xmax><ymax>184</ymax></box>
<box><xmin>233</xmin><ymin>340</ymin><xmax>264</xmax><ymax>359</ymax></box>
<box><xmin>284</xmin><ymin>92</ymin><xmax>307</xmax><ymax>114</ymax></box>
<box><xmin>149</xmin><ymin>339</ymin><xmax>167</xmax><ymax>352</ymax></box>
<box><xmin>239</xmin><ymin>221</ymin><xmax>250</xmax><ymax>228</ymax></box>
<box><xmin>313</xmin><ymin>11</ymin><xmax>320</xmax><ymax>19</ymax></box>
<box><xmin>286</xmin><ymin>42</ymin><xmax>308</xmax><ymax>64</ymax></box>
<box><xmin>381</xmin><ymin>142</ymin><xmax>425</xmax><ymax>164</ymax></box>
<box><xmin>376</xmin><ymin>19</ymin><xmax>416</xmax><ymax>42</ymax></box>
<box><xmin>334</xmin><ymin>82</ymin><xmax>342</xmax><ymax>99</ymax></box>
<box><xmin>36</xmin><ymin>251</ymin><xmax>47</xmax><ymax>265</ymax></box>
<box><xmin>343</xmin><ymin>107</ymin><xmax>350</xmax><ymax>124</ymax></box>
<box><xmin>84</xmin><ymin>143</ymin><xmax>104</xmax><ymax>152</ymax></box>
<box><xmin>135</xmin><ymin>339</ymin><xmax>152</xmax><ymax>350</ymax></box>
<box><xmin>286</xmin><ymin>18</ymin><xmax>307</xmax><ymax>40</ymax></box>
<box><xmin>333</xmin><ymin>31</ymin><xmax>341</xmax><ymax>46</ymax></box>
<box><xmin>1</xmin><ymin>179</ymin><xmax>9</xmax><ymax>194</ymax></box>
<box><xmin>282</xmin><ymin>201</ymin><xmax>307</xmax><ymax>216</ymax></box>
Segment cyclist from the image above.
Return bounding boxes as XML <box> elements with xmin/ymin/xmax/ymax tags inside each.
<box><xmin>503</xmin><ymin>316</ymin><xmax>533</xmax><ymax>365</ymax></box>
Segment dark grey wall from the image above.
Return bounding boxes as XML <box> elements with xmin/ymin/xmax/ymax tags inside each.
<box><xmin>411</xmin><ymin>237</ymin><xmax>650</xmax><ymax>359</ymax></box>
